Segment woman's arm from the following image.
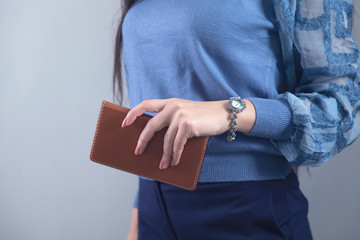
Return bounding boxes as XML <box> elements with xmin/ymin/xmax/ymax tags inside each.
<box><xmin>121</xmin><ymin>98</ymin><xmax>256</xmax><ymax>169</ymax></box>
<box><xmin>264</xmin><ymin>0</ymin><xmax>360</xmax><ymax>166</ymax></box>
<box><xmin>126</xmin><ymin>208</ymin><xmax>138</xmax><ymax>240</ymax></box>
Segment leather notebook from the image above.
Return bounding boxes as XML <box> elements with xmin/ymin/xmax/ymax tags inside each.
<box><xmin>89</xmin><ymin>100</ymin><xmax>210</xmax><ymax>191</ymax></box>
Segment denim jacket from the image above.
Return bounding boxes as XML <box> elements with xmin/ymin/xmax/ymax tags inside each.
<box><xmin>272</xmin><ymin>0</ymin><xmax>360</xmax><ymax>166</ymax></box>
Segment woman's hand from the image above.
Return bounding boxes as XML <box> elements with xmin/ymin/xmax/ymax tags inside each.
<box><xmin>121</xmin><ymin>98</ymin><xmax>256</xmax><ymax>169</ymax></box>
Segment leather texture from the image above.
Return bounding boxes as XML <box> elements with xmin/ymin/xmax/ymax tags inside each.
<box><xmin>90</xmin><ymin>100</ymin><xmax>209</xmax><ymax>191</ymax></box>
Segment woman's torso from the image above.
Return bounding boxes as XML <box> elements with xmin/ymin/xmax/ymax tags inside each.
<box><xmin>122</xmin><ymin>0</ymin><xmax>293</xmax><ymax>182</ymax></box>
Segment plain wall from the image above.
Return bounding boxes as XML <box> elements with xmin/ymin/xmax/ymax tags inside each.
<box><xmin>0</xmin><ymin>1</ymin><xmax>359</xmax><ymax>239</ymax></box>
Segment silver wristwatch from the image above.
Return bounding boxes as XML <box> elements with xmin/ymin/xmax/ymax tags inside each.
<box><xmin>227</xmin><ymin>96</ymin><xmax>246</xmax><ymax>142</ymax></box>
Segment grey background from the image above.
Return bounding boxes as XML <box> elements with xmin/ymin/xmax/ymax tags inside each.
<box><xmin>0</xmin><ymin>0</ymin><xmax>359</xmax><ymax>239</ymax></box>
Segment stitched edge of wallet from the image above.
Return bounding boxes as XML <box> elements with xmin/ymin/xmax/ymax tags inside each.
<box><xmin>89</xmin><ymin>100</ymin><xmax>107</xmax><ymax>166</ymax></box>
<box><xmin>90</xmin><ymin>100</ymin><xmax>209</xmax><ymax>191</ymax></box>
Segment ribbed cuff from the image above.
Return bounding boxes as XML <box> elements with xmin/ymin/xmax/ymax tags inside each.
<box><xmin>245</xmin><ymin>97</ymin><xmax>294</xmax><ymax>140</ymax></box>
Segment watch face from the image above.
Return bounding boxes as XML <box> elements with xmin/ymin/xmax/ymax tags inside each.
<box><xmin>228</xmin><ymin>97</ymin><xmax>246</xmax><ymax>112</ymax></box>
<box><xmin>231</xmin><ymin>101</ymin><xmax>241</xmax><ymax>109</ymax></box>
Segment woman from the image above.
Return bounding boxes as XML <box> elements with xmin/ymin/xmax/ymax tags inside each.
<box><xmin>113</xmin><ymin>0</ymin><xmax>360</xmax><ymax>239</ymax></box>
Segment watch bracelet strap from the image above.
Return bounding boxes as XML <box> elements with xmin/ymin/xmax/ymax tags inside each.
<box><xmin>227</xmin><ymin>97</ymin><xmax>246</xmax><ymax>142</ymax></box>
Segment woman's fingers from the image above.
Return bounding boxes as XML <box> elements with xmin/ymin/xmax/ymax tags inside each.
<box><xmin>135</xmin><ymin>110</ymin><xmax>170</xmax><ymax>155</ymax></box>
<box><xmin>170</xmin><ymin>126</ymin><xmax>188</xmax><ymax>167</ymax></box>
<box><xmin>159</xmin><ymin>123</ymin><xmax>178</xmax><ymax>169</ymax></box>
<box><xmin>160</xmin><ymin>122</ymin><xmax>190</xmax><ymax>169</ymax></box>
<box><xmin>122</xmin><ymin>99</ymin><xmax>168</xmax><ymax>127</ymax></box>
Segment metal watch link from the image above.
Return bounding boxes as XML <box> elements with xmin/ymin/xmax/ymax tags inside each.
<box><xmin>227</xmin><ymin>96</ymin><xmax>246</xmax><ymax>142</ymax></box>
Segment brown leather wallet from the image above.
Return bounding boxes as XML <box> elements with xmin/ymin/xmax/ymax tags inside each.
<box><xmin>89</xmin><ymin>100</ymin><xmax>209</xmax><ymax>191</ymax></box>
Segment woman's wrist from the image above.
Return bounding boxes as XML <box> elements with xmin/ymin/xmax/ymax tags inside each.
<box><xmin>218</xmin><ymin>99</ymin><xmax>256</xmax><ymax>135</ymax></box>
<box><xmin>238</xmin><ymin>99</ymin><xmax>256</xmax><ymax>134</ymax></box>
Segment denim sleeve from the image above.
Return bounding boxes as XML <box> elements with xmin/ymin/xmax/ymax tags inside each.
<box><xmin>269</xmin><ymin>0</ymin><xmax>360</xmax><ymax>167</ymax></box>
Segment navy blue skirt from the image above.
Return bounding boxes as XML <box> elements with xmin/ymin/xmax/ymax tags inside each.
<box><xmin>138</xmin><ymin>170</ymin><xmax>313</xmax><ymax>240</ymax></box>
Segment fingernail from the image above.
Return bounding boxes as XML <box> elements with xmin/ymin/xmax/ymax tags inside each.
<box><xmin>159</xmin><ymin>161</ymin><xmax>163</xmax><ymax>169</ymax></box>
<box><xmin>122</xmin><ymin>118</ymin><xmax>127</xmax><ymax>128</ymax></box>
<box><xmin>135</xmin><ymin>145</ymin><xmax>140</xmax><ymax>155</ymax></box>
<box><xmin>163</xmin><ymin>161</ymin><xmax>168</xmax><ymax>169</ymax></box>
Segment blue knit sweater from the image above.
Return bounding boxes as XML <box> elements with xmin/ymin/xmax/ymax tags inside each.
<box><xmin>122</xmin><ymin>0</ymin><xmax>360</xmax><ymax>207</ymax></box>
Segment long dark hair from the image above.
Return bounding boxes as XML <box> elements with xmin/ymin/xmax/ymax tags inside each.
<box><xmin>113</xmin><ymin>0</ymin><xmax>138</xmax><ymax>106</ymax></box>
<box><xmin>112</xmin><ymin>0</ymin><xmax>302</xmax><ymax>175</ymax></box>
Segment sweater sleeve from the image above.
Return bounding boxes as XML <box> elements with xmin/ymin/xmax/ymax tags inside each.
<box><xmin>133</xmin><ymin>187</ymin><xmax>139</xmax><ymax>209</ymax></box>
<box><xmin>248</xmin><ymin>0</ymin><xmax>360</xmax><ymax>167</ymax></box>
<box><xmin>244</xmin><ymin>97</ymin><xmax>295</xmax><ymax>140</ymax></box>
